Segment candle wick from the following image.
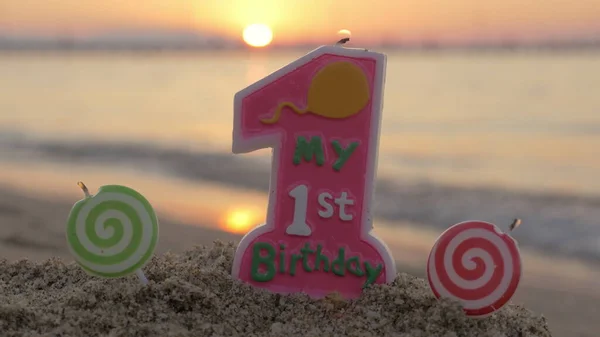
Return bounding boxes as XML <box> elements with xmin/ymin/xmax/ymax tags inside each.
<box><xmin>335</xmin><ymin>37</ymin><xmax>350</xmax><ymax>45</ymax></box>
<box><xmin>77</xmin><ymin>181</ymin><xmax>91</xmax><ymax>198</ymax></box>
<box><xmin>509</xmin><ymin>218</ymin><xmax>522</xmax><ymax>232</ymax></box>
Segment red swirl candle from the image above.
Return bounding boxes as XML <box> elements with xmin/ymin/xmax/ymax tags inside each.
<box><xmin>427</xmin><ymin>220</ymin><xmax>522</xmax><ymax>317</ymax></box>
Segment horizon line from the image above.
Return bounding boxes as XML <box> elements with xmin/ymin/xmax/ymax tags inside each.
<box><xmin>1</xmin><ymin>43</ymin><xmax>599</xmax><ymax>53</ymax></box>
<box><xmin>0</xmin><ymin>36</ymin><xmax>599</xmax><ymax>50</ymax></box>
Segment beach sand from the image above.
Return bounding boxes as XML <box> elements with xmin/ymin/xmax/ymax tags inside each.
<box><xmin>1</xmin><ymin>241</ymin><xmax>553</xmax><ymax>337</ymax></box>
<box><xmin>0</xmin><ymin>186</ymin><xmax>596</xmax><ymax>336</ymax></box>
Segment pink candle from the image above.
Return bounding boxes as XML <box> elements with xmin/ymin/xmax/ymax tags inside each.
<box><xmin>231</xmin><ymin>45</ymin><xmax>396</xmax><ymax>298</ymax></box>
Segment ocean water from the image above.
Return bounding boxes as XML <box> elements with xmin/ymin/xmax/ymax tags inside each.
<box><xmin>0</xmin><ymin>50</ymin><xmax>599</xmax><ymax>265</ymax></box>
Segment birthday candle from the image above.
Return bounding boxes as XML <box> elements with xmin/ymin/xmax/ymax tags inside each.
<box><xmin>427</xmin><ymin>220</ymin><xmax>523</xmax><ymax>317</ymax></box>
<box><xmin>231</xmin><ymin>44</ymin><xmax>396</xmax><ymax>298</ymax></box>
<box><xmin>66</xmin><ymin>182</ymin><xmax>159</xmax><ymax>284</ymax></box>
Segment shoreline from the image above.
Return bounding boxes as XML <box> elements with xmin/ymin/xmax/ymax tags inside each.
<box><xmin>2</xmin><ymin>131</ymin><xmax>600</xmax><ymax>266</ymax></box>
<box><xmin>2</xmin><ymin>153</ymin><xmax>600</xmax><ymax>267</ymax></box>
<box><xmin>0</xmin><ymin>184</ymin><xmax>598</xmax><ymax>336</ymax></box>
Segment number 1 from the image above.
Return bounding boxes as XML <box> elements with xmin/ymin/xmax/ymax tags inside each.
<box><xmin>286</xmin><ymin>184</ymin><xmax>311</xmax><ymax>236</ymax></box>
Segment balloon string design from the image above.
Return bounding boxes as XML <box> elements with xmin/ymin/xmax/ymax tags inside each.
<box><xmin>260</xmin><ymin>102</ymin><xmax>309</xmax><ymax>124</ymax></box>
<box><xmin>258</xmin><ymin>61</ymin><xmax>371</xmax><ymax>125</ymax></box>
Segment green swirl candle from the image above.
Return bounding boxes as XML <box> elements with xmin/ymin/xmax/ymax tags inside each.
<box><xmin>66</xmin><ymin>182</ymin><xmax>159</xmax><ymax>283</ymax></box>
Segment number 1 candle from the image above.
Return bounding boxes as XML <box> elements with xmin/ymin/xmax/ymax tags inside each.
<box><xmin>231</xmin><ymin>45</ymin><xmax>396</xmax><ymax>298</ymax></box>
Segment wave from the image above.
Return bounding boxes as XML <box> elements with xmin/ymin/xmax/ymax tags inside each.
<box><xmin>1</xmin><ymin>130</ymin><xmax>599</xmax><ymax>264</ymax></box>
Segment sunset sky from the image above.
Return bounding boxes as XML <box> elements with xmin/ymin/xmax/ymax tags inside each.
<box><xmin>2</xmin><ymin>0</ymin><xmax>600</xmax><ymax>44</ymax></box>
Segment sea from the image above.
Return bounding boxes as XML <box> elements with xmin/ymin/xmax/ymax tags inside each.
<box><xmin>0</xmin><ymin>49</ymin><xmax>599</xmax><ymax>270</ymax></box>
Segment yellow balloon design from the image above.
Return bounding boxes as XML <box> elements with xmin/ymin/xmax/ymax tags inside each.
<box><xmin>260</xmin><ymin>61</ymin><xmax>370</xmax><ymax>124</ymax></box>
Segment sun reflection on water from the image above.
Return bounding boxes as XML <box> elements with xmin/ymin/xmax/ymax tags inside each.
<box><xmin>220</xmin><ymin>208</ymin><xmax>263</xmax><ymax>234</ymax></box>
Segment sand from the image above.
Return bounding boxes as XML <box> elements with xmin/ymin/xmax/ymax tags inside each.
<box><xmin>0</xmin><ymin>241</ymin><xmax>552</xmax><ymax>337</ymax></box>
<box><xmin>2</xmin><ymin>185</ymin><xmax>600</xmax><ymax>336</ymax></box>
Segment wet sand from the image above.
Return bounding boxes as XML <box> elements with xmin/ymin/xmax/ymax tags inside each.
<box><xmin>0</xmin><ymin>186</ymin><xmax>597</xmax><ymax>336</ymax></box>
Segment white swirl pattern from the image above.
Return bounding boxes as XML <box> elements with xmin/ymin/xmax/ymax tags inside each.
<box><xmin>428</xmin><ymin>228</ymin><xmax>515</xmax><ymax>310</ymax></box>
<box><xmin>72</xmin><ymin>192</ymin><xmax>154</xmax><ymax>274</ymax></box>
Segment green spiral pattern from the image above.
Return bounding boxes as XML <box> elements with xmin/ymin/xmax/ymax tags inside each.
<box><xmin>66</xmin><ymin>185</ymin><xmax>159</xmax><ymax>278</ymax></box>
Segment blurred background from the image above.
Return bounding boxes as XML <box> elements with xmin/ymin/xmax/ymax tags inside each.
<box><xmin>0</xmin><ymin>1</ymin><xmax>599</xmax><ymax>336</ymax></box>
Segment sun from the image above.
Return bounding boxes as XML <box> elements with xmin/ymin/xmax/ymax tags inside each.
<box><xmin>242</xmin><ymin>24</ymin><xmax>273</xmax><ymax>48</ymax></box>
